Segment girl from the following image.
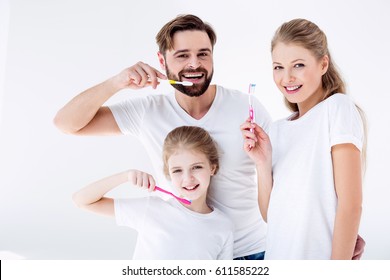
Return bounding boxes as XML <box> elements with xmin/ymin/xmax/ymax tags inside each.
<box><xmin>73</xmin><ymin>126</ymin><xmax>234</xmax><ymax>260</ymax></box>
<box><xmin>241</xmin><ymin>19</ymin><xmax>366</xmax><ymax>259</ymax></box>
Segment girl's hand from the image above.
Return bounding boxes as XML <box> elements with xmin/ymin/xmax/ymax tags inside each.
<box><xmin>240</xmin><ymin>118</ymin><xmax>272</xmax><ymax>168</ymax></box>
<box><xmin>127</xmin><ymin>170</ymin><xmax>156</xmax><ymax>192</ymax></box>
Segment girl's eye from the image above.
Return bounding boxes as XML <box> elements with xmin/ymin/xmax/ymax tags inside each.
<box><xmin>192</xmin><ymin>165</ymin><xmax>203</xmax><ymax>170</ymax></box>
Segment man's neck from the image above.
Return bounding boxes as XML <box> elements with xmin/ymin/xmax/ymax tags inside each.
<box><xmin>174</xmin><ymin>85</ymin><xmax>217</xmax><ymax>120</ymax></box>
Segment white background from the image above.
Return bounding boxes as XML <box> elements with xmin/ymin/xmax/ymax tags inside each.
<box><xmin>0</xmin><ymin>0</ymin><xmax>389</xmax><ymax>260</ymax></box>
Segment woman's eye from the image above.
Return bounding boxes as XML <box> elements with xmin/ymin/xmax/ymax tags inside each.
<box><xmin>172</xmin><ymin>169</ymin><xmax>182</xmax><ymax>173</ymax></box>
<box><xmin>193</xmin><ymin>165</ymin><xmax>203</xmax><ymax>170</ymax></box>
<box><xmin>294</xmin><ymin>63</ymin><xmax>305</xmax><ymax>68</ymax></box>
<box><xmin>274</xmin><ymin>66</ymin><xmax>283</xmax><ymax>70</ymax></box>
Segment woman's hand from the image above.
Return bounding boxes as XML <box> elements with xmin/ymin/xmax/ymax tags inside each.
<box><xmin>240</xmin><ymin>118</ymin><xmax>272</xmax><ymax>168</ymax></box>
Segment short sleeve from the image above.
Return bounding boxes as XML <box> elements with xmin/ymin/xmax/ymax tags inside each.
<box><xmin>114</xmin><ymin>197</ymin><xmax>151</xmax><ymax>229</ymax></box>
<box><xmin>108</xmin><ymin>97</ymin><xmax>147</xmax><ymax>135</ymax></box>
<box><xmin>328</xmin><ymin>94</ymin><xmax>364</xmax><ymax>151</ymax></box>
<box><xmin>217</xmin><ymin>230</ymin><xmax>234</xmax><ymax>260</ymax></box>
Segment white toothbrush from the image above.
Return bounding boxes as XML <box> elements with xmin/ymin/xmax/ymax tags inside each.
<box><xmin>167</xmin><ymin>80</ymin><xmax>193</xmax><ymax>86</ymax></box>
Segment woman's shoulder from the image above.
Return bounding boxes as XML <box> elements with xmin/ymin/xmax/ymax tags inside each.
<box><xmin>325</xmin><ymin>93</ymin><xmax>354</xmax><ymax>107</ymax></box>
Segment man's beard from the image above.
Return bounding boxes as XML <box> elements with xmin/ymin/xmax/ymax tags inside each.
<box><xmin>165</xmin><ymin>66</ymin><xmax>213</xmax><ymax>97</ymax></box>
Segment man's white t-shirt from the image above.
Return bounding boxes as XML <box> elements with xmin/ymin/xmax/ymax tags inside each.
<box><xmin>109</xmin><ymin>85</ymin><xmax>272</xmax><ymax>258</ymax></box>
<box><xmin>266</xmin><ymin>94</ymin><xmax>364</xmax><ymax>259</ymax></box>
<box><xmin>115</xmin><ymin>196</ymin><xmax>234</xmax><ymax>259</ymax></box>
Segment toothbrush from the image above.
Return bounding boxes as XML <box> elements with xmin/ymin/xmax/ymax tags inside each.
<box><xmin>162</xmin><ymin>79</ymin><xmax>193</xmax><ymax>86</ymax></box>
<box><xmin>155</xmin><ymin>186</ymin><xmax>192</xmax><ymax>205</ymax></box>
<box><xmin>248</xmin><ymin>83</ymin><xmax>256</xmax><ymax>133</ymax></box>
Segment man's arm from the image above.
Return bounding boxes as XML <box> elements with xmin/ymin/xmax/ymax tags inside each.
<box><xmin>53</xmin><ymin>62</ymin><xmax>167</xmax><ymax>135</ymax></box>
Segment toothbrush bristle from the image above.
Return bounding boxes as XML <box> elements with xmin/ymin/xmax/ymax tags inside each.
<box><xmin>248</xmin><ymin>83</ymin><xmax>256</xmax><ymax>94</ymax></box>
<box><xmin>181</xmin><ymin>81</ymin><xmax>193</xmax><ymax>86</ymax></box>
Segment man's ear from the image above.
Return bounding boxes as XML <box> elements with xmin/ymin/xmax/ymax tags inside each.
<box><xmin>157</xmin><ymin>51</ymin><xmax>166</xmax><ymax>70</ymax></box>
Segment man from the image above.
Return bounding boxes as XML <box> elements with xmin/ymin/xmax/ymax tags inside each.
<box><xmin>54</xmin><ymin>14</ymin><xmax>364</xmax><ymax>259</ymax></box>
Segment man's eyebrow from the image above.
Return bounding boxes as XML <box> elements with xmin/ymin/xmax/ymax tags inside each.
<box><xmin>173</xmin><ymin>49</ymin><xmax>189</xmax><ymax>56</ymax></box>
<box><xmin>172</xmin><ymin>48</ymin><xmax>212</xmax><ymax>56</ymax></box>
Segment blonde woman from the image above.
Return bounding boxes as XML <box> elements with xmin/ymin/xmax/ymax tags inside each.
<box><xmin>241</xmin><ymin>19</ymin><xmax>366</xmax><ymax>259</ymax></box>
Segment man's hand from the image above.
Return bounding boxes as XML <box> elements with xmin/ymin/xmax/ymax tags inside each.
<box><xmin>352</xmin><ymin>234</ymin><xmax>366</xmax><ymax>260</ymax></box>
<box><xmin>114</xmin><ymin>62</ymin><xmax>167</xmax><ymax>90</ymax></box>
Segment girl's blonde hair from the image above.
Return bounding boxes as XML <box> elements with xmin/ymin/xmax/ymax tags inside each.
<box><xmin>271</xmin><ymin>18</ymin><xmax>367</xmax><ymax>171</ymax></box>
<box><xmin>162</xmin><ymin>126</ymin><xmax>219</xmax><ymax>178</ymax></box>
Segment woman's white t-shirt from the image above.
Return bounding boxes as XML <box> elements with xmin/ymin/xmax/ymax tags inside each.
<box><xmin>266</xmin><ymin>94</ymin><xmax>364</xmax><ymax>259</ymax></box>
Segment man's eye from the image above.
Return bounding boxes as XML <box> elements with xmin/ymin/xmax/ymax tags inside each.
<box><xmin>193</xmin><ymin>165</ymin><xmax>203</xmax><ymax>170</ymax></box>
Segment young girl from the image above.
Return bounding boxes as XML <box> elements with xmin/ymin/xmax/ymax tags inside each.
<box><xmin>73</xmin><ymin>126</ymin><xmax>234</xmax><ymax>259</ymax></box>
<box><xmin>241</xmin><ymin>19</ymin><xmax>366</xmax><ymax>259</ymax></box>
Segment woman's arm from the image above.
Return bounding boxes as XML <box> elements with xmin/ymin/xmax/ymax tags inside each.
<box><xmin>241</xmin><ymin>120</ymin><xmax>273</xmax><ymax>222</ymax></box>
<box><xmin>72</xmin><ymin>170</ymin><xmax>156</xmax><ymax>217</ymax></box>
<box><xmin>331</xmin><ymin>143</ymin><xmax>363</xmax><ymax>259</ymax></box>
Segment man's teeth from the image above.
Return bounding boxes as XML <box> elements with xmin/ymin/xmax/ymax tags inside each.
<box><xmin>286</xmin><ymin>85</ymin><xmax>301</xmax><ymax>91</ymax></box>
<box><xmin>183</xmin><ymin>73</ymin><xmax>203</xmax><ymax>78</ymax></box>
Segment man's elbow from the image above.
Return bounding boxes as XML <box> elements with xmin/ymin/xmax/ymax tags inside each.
<box><xmin>53</xmin><ymin>114</ymin><xmax>79</xmax><ymax>135</ymax></box>
<box><xmin>72</xmin><ymin>192</ymin><xmax>86</xmax><ymax>209</ymax></box>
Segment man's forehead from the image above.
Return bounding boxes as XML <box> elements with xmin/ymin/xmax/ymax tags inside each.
<box><xmin>170</xmin><ymin>30</ymin><xmax>213</xmax><ymax>51</ymax></box>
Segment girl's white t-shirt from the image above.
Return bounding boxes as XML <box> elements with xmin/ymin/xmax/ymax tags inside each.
<box><xmin>266</xmin><ymin>94</ymin><xmax>364</xmax><ymax>259</ymax></box>
<box><xmin>109</xmin><ymin>85</ymin><xmax>272</xmax><ymax>258</ymax></box>
<box><xmin>115</xmin><ymin>196</ymin><xmax>234</xmax><ymax>259</ymax></box>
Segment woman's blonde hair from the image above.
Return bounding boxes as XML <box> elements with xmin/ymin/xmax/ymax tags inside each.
<box><xmin>271</xmin><ymin>18</ymin><xmax>367</xmax><ymax>171</ymax></box>
<box><xmin>162</xmin><ymin>126</ymin><xmax>219</xmax><ymax>178</ymax></box>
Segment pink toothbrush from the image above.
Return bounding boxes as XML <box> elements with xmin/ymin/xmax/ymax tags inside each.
<box><xmin>155</xmin><ymin>186</ymin><xmax>192</xmax><ymax>205</ymax></box>
<box><xmin>248</xmin><ymin>83</ymin><xmax>256</xmax><ymax>132</ymax></box>
<box><xmin>248</xmin><ymin>83</ymin><xmax>256</xmax><ymax>149</ymax></box>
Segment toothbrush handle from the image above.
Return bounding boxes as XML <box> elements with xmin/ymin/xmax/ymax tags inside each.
<box><xmin>155</xmin><ymin>186</ymin><xmax>171</xmax><ymax>195</ymax></box>
<box><xmin>249</xmin><ymin>106</ymin><xmax>255</xmax><ymax>132</ymax></box>
<box><xmin>155</xmin><ymin>186</ymin><xmax>191</xmax><ymax>205</ymax></box>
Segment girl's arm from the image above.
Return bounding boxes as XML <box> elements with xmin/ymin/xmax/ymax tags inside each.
<box><xmin>331</xmin><ymin>143</ymin><xmax>363</xmax><ymax>259</ymax></box>
<box><xmin>241</xmin><ymin>120</ymin><xmax>273</xmax><ymax>222</ymax></box>
<box><xmin>72</xmin><ymin>170</ymin><xmax>156</xmax><ymax>217</ymax></box>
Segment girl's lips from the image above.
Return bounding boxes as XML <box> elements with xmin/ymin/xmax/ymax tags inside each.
<box><xmin>183</xmin><ymin>184</ymin><xmax>199</xmax><ymax>192</ymax></box>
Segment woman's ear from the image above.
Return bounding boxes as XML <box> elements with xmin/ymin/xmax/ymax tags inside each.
<box><xmin>321</xmin><ymin>55</ymin><xmax>329</xmax><ymax>75</ymax></box>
